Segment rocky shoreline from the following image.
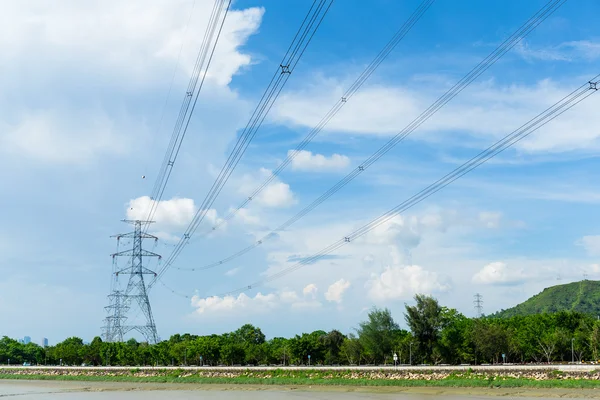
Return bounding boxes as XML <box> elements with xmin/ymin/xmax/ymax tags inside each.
<box><xmin>2</xmin><ymin>367</ymin><xmax>600</xmax><ymax>381</ymax></box>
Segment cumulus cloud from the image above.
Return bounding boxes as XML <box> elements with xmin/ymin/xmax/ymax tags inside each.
<box><xmin>190</xmin><ymin>287</ymin><xmax>321</xmax><ymax>314</ymax></box>
<box><xmin>577</xmin><ymin>235</ymin><xmax>600</xmax><ymax>257</ymax></box>
<box><xmin>191</xmin><ymin>292</ymin><xmax>279</xmax><ymax>314</ymax></box>
<box><xmin>126</xmin><ymin>196</ymin><xmax>219</xmax><ymax>232</ymax></box>
<box><xmin>367</xmin><ymin>265</ymin><xmax>451</xmax><ymax>302</ymax></box>
<box><xmin>232</xmin><ymin>207</ymin><xmax>261</xmax><ymax>225</ymax></box>
<box><xmin>361</xmin><ymin>212</ymin><xmax>457</xmax><ymax>248</ymax></box>
<box><xmin>324</xmin><ymin>279</ymin><xmax>350</xmax><ymax>304</ymax></box>
<box><xmin>472</xmin><ymin>262</ymin><xmax>529</xmax><ymax>285</ymax></box>
<box><xmin>257</xmin><ymin>181</ymin><xmax>295</xmax><ymax>208</ymax></box>
<box><xmin>0</xmin><ymin>1</ymin><xmax>263</xmax><ymax>164</ymax></box>
<box><xmin>0</xmin><ymin>1</ymin><xmax>263</xmax><ymax>85</ymax></box>
<box><xmin>289</xmin><ymin>150</ymin><xmax>350</xmax><ymax>172</ymax></box>
<box><xmin>303</xmin><ymin>283</ymin><xmax>318</xmax><ymax>298</ymax></box>
<box><xmin>238</xmin><ymin>168</ymin><xmax>295</xmax><ymax>208</ymax></box>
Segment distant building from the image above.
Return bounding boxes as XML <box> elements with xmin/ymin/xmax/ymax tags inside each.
<box><xmin>18</xmin><ymin>339</ymin><xmax>24</xmax><ymax>344</ymax></box>
<box><xmin>23</xmin><ymin>336</ymin><xmax>31</xmax><ymax>344</ymax></box>
<box><xmin>41</xmin><ymin>338</ymin><xmax>48</xmax><ymax>347</ymax></box>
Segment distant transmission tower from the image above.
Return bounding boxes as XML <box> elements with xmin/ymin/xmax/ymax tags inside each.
<box><xmin>474</xmin><ymin>293</ymin><xmax>484</xmax><ymax>318</ymax></box>
<box><xmin>102</xmin><ymin>220</ymin><xmax>161</xmax><ymax>344</ymax></box>
<box><xmin>102</xmin><ymin>290</ymin><xmax>128</xmax><ymax>342</ymax></box>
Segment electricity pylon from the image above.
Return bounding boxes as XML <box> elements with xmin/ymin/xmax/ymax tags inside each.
<box><xmin>102</xmin><ymin>220</ymin><xmax>161</xmax><ymax>343</ymax></box>
<box><xmin>474</xmin><ymin>293</ymin><xmax>483</xmax><ymax>318</ymax></box>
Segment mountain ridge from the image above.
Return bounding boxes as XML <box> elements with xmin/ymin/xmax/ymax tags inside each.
<box><xmin>490</xmin><ymin>280</ymin><xmax>600</xmax><ymax>318</ymax></box>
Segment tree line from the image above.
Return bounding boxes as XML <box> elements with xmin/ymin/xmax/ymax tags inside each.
<box><xmin>3</xmin><ymin>294</ymin><xmax>600</xmax><ymax>366</ymax></box>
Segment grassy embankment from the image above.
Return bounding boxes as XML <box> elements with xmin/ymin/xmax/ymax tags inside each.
<box><xmin>3</xmin><ymin>368</ymin><xmax>600</xmax><ymax>388</ymax></box>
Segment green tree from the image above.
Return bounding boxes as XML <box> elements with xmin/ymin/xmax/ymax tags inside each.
<box><xmin>404</xmin><ymin>294</ymin><xmax>444</xmax><ymax>364</ymax></box>
<box><xmin>357</xmin><ymin>307</ymin><xmax>399</xmax><ymax>364</ymax></box>
<box><xmin>340</xmin><ymin>333</ymin><xmax>363</xmax><ymax>365</ymax></box>
<box><xmin>320</xmin><ymin>330</ymin><xmax>345</xmax><ymax>364</ymax></box>
<box><xmin>234</xmin><ymin>324</ymin><xmax>266</xmax><ymax>345</ymax></box>
<box><xmin>288</xmin><ymin>331</ymin><xmax>326</xmax><ymax>365</ymax></box>
<box><xmin>54</xmin><ymin>337</ymin><xmax>84</xmax><ymax>365</ymax></box>
<box><xmin>472</xmin><ymin>321</ymin><xmax>508</xmax><ymax>364</ymax></box>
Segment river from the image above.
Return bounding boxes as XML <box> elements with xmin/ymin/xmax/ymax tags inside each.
<box><xmin>0</xmin><ymin>380</ymin><xmax>597</xmax><ymax>399</ymax></box>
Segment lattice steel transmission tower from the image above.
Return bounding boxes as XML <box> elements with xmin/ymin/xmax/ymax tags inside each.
<box><xmin>102</xmin><ymin>220</ymin><xmax>161</xmax><ymax>344</ymax></box>
<box><xmin>474</xmin><ymin>293</ymin><xmax>484</xmax><ymax>318</ymax></box>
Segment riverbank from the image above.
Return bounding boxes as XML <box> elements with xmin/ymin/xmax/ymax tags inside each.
<box><xmin>2</xmin><ymin>367</ymin><xmax>600</xmax><ymax>389</ymax></box>
<box><xmin>3</xmin><ymin>379</ymin><xmax>600</xmax><ymax>399</ymax></box>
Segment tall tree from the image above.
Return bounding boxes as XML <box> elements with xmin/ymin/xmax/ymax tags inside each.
<box><xmin>340</xmin><ymin>333</ymin><xmax>363</xmax><ymax>365</ymax></box>
<box><xmin>404</xmin><ymin>294</ymin><xmax>444</xmax><ymax>363</ymax></box>
<box><xmin>320</xmin><ymin>330</ymin><xmax>345</xmax><ymax>364</ymax></box>
<box><xmin>357</xmin><ymin>307</ymin><xmax>399</xmax><ymax>364</ymax></box>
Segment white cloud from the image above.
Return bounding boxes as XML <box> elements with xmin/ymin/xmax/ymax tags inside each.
<box><xmin>363</xmin><ymin>215</ymin><xmax>422</xmax><ymax>248</ymax></box>
<box><xmin>270</xmin><ymin>77</ymin><xmax>600</xmax><ymax>154</ymax></box>
<box><xmin>238</xmin><ymin>168</ymin><xmax>295</xmax><ymax>208</ymax></box>
<box><xmin>0</xmin><ymin>1</ymin><xmax>263</xmax><ymax>164</ymax></box>
<box><xmin>303</xmin><ymin>283</ymin><xmax>318</xmax><ymax>298</ymax></box>
<box><xmin>478</xmin><ymin>211</ymin><xmax>502</xmax><ymax>229</ymax></box>
<box><xmin>289</xmin><ymin>150</ymin><xmax>350</xmax><ymax>172</ymax></box>
<box><xmin>367</xmin><ymin>265</ymin><xmax>451</xmax><ymax>302</ymax></box>
<box><xmin>577</xmin><ymin>235</ymin><xmax>600</xmax><ymax>257</ymax></box>
<box><xmin>0</xmin><ymin>1</ymin><xmax>263</xmax><ymax>86</ymax></box>
<box><xmin>225</xmin><ymin>267</ymin><xmax>240</xmax><ymax>277</ymax></box>
<box><xmin>324</xmin><ymin>279</ymin><xmax>350</xmax><ymax>304</ymax></box>
<box><xmin>257</xmin><ymin>181</ymin><xmax>295</xmax><ymax>208</ymax></box>
<box><xmin>232</xmin><ymin>207</ymin><xmax>261</xmax><ymax>225</ymax></box>
<box><xmin>152</xmin><ymin>231</ymin><xmax>181</xmax><ymax>243</ymax></box>
<box><xmin>258</xmin><ymin>207</ymin><xmax>506</xmax><ymax>305</ymax></box>
<box><xmin>0</xmin><ymin>109</ymin><xmax>131</xmax><ymax>164</ymax></box>
<box><xmin>472</xmin><ymin>262</ymin><xmax>529</xmax><ymax>285</ymax></box>
<box><xmin>190</xmin><ymin>287</ymin><xmax>321</xmax><ymax>314</ymax></box>
<box><xmin>126</xmin><ymin>196</ymin><xmax>219</xmax><ymax>232</ymax></box>
<box><xmin>515</xmin><ymin>40</ymin><xmax>600</xmax><ymax>62</ymax></box>
<box><xmin>191</xmin><ymin>292</ymin><xmax>278</xmax><ymax>314</ymax></box>
<box><xmin>360</xmin><ymin>211</ymin><xmax>461</xmax><ymax>248</ymax></box>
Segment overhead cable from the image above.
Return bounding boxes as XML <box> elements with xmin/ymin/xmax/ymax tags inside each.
<box><xmin>143</xmin><ymin>0</ymin><xmax>232</xmax><ymax>233</ymax></box>
<box><xmin>170</xmin><ymin>0</ymin><xmax>436</xmax><ymax>263</ymax></box>
<box><xmin>212</xmin><ymin>74</ymin><xmax>599</xmax><ymax>297</ymax></box>
<box><xmin>186</xmin><ymin>0</ymin><xmax>568</xmax><ymax>272</ymax></box>
<box><xmin>149</xmin><ymin>0</ymin><xmax>335</xmax><ymax>288</ymax></box>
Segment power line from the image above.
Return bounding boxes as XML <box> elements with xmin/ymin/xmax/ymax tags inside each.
<box><xmin>143</xmin><ymin>0</ymin><xmax>232</xmax><ymax>233</ymax></box>
<box><xmin>148</xmin><ymin>0</ymin><xmax>334</xmax><ymax>289</ymax></box>
<box><xmin>141</xmin><ymin>0</ymin><xmax>199</xmax><ymax>177</ymax></box>
<box><xmin>210</xmin><ymin>74</ymin><xmax>598</xmax><ymax>297</ymax></box>
<box><xmin>178</xmin><ymin>0</ymin><xmax>568</xmax><ymax>273</ymax></box>
<box><xmin>104</xmin><ymin>0</ymin><xmax>232</xmax><ymax>337</ymax></box>
<box><xmin>157</xmin><ymin>74</ymin><xmax>598</xmax><ymax>300</ymax></box>
<box><xmin>180</xmin><ymin>0</ymin><xmax>436</xmax><ymax>248</ymax></box>
<box><xmin>168</xmin><ymin>0</ymin><xmax>436</xmax><ymax>266</ymax></box>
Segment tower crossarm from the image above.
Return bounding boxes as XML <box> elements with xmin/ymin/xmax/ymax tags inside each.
<box><xmin>111</xmin><ymin>249</ymin><xmax>162</xmax><ymax>258</ymax></box>
<box><xmin>115</xmin><ymin>266</ymin><xmax>158</xmax><ymax>276</ymax></box>
<box><xmin>111</xmin><ymin>232</ymin><xmax>159</xmax><ymax>241</ymax></box>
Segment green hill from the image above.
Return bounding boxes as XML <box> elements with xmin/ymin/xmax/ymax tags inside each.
<box><xmin>491</xmin><ymin>280</ymin><xmax>600</xmax><ymax>318</ymax></box>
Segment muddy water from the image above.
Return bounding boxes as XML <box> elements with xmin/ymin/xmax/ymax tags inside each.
<box><xmin>0</xmin><ymin>380</ymin><xmax>598</xmax><ymax>399</ymax></box>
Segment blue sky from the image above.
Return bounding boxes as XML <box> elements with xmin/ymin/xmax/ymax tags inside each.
<box><xmin>1</xmin><ymin>0</ymin><xmax>600</xmax><ymax>345</ymax></box>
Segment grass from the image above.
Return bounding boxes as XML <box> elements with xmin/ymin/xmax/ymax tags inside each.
<box><xmin>2</xmin><ymin>373</ymin><xmax>600</xmax><ymax>389</ymax></box>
